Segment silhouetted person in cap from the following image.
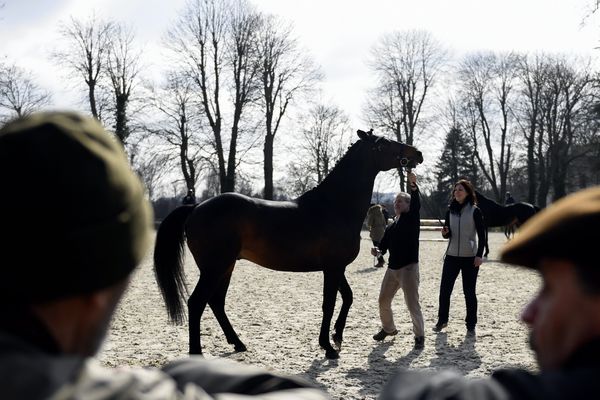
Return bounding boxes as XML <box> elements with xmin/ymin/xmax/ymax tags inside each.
<box><xmin>182</xmin><ymin>188</ymin><xmax>196</xmax><ymax>205</ymax></box>
<box><xmin>0</xmin><ymin>112</ymin><xmax>328</xmax><ymax>399</ymax></box>
<box><xmin>380</xmin><ymin>186</ymin><xmax>600</xmax><ymax>399</ymax></box>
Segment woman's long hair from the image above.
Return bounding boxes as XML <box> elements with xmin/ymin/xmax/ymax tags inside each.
<box><xmin>448</xmin><ymin>179</ymin><xmax>478</xmax><ymax>214</ymax></box>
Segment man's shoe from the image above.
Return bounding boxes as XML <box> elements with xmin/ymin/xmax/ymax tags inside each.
<box><xmin>374</xmin><ymin>260</ymin><xmax>385</xmax><ymax>268</ymax></box>
<box><xmin>432</xmin><ymin>323</ymin><xmax>447</xmax><ymax>332</ymax></box>
<box><xmin>414</xmin><ymin>336</ymin><xmax>425</xmax><ymax>349</ymax></box>
<box><xmin>373</xmin><ymin>329</ymin><xmax>398</xmax><ymax>341</ymax></box>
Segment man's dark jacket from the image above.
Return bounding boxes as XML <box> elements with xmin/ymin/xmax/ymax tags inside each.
<box><xmin>377</xmin><ymin>188</ymin><xmax>420</xmax><ymax>269</ymax></box>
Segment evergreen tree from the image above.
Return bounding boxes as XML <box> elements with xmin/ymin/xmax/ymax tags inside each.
<box><xmin>431</xmin><ymin>127</ymin><xmax>478</xmax><ymax>216</ymax></box>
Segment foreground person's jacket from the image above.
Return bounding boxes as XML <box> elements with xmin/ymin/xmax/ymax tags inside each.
<box><xmin>0</xmin><ymin>311</ymin><xmax>328</xmax><ymax>400</ymax></box>
<box><xmin>380</xmin><ymin>338</ymin><xmax>600</xmax><ymax>400</ymax></box>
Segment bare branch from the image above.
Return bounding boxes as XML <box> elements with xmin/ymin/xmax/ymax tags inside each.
<box><xmin>53</xmin><ymin>13</ymin><xmax>115</xmax><ymax>120</ymax></box>
<box><xmin>0</xmin><ymin>63</ymin><xmax>51</xmax><ymax>121</ymax></box>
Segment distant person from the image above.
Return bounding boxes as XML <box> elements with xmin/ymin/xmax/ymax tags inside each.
<box><xmin>504</xmin><ymin>191</ymin><xmax>515</xmax><ymax>205</ymax></box>
<box><xmin>380</xmin><ymin>186</ymin><xmax>600</xmax><ymax>400</ymax></box>
<box><xmin>367</xmin><ymin>203</ymin><xmax>387</xmax><ymax>268</ymax></box>
<box><xmin>182</xmin><ymin>188</ymin><xmax>196</xmax><ymax>205</ymax></box>
<box><xmin>433</xmin><ymin>179</ymin><xmax>485</xmax><ymax>336</ymax></box>
<box><xmin>371</xmin><ymin>171</ymin><xmax>425</xmax><ymax>349</ymax></box>
<box><xmin>0</xmin><ymin>112</ymin><xmax>328</xmax><ymax>399</ymax></box>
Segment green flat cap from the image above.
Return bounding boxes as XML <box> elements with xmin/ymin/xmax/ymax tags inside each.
<box><xmin>0</xmin><ymin>112</ymin><xmax>153</xmax><ymax>302</ymax></box>
<box><xmin>500</xmin><ymin>186</ymin><xmax>600</xmax><ymax>269</ymax></box>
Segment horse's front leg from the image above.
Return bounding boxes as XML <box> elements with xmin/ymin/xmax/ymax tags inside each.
<box><xmin>332</xmin><ymin>273</ymin><xmax>353</xmax><ymax>350</ymax></box>
<box><xmin>320</xmin><ymin>269</ymin><xmax>343</xmax><ymax>359</ymax></box>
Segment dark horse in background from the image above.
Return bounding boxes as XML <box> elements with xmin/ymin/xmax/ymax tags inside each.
<box><xmin>475</xmin><ymin>190</ymin><xmax>540</xmax><ymax>257</ymax></box>
<box><xmin>153</xmin><ymin>129</ymin><xmax>423</xmax><ymax>359</ymax></box>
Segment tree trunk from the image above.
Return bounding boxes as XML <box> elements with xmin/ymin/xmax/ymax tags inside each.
<box><xmin>114</xmin><ymin>94</ymin><xmax>128</xmax><ymax>145</ymax></box>
<box><xmin>526</xmin><ymin>132</ymin><xmax>536</xmax><ymax>204</ymax></box>
<box><xmin>223</xmin><ymin>121</ymin><xmax>239</xmax><ymax>193</ymax></box>
<box><xmin>263</xmin><ymin>133</ymin><xmax>274</xmax><ymax>199</ymax></box>
<box><xmin>536</xmin><ymin>138</ymin><xmax>549</xmax><ymax>207</ymax></box>
<box><xmin>88</xmin><ymin>82</ymin><xmax>98</xmax><ymax>119</ymax></box>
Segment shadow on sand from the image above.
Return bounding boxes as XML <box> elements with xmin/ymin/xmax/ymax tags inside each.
<box><xmin>341</xmin><ymin>337</ymin><xmax>424</xmax><ymax>399</ymax></box>
<box><xmin>429</xmin><ymin>331</ymin><xmax>482</xmax><ymax>374</ymax></box>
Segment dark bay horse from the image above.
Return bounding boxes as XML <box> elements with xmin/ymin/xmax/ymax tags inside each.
<box><xmin>475</xmin><ymin>190</ymin><xmax>539</xmax><ymax>257</ymax></box>
<box><xmin>153</xmin><ymin>130</ymin><xmax>422</xmax><ymax>359</ymax></box>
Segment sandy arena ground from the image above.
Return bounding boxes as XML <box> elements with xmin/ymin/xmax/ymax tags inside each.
<box><xmin>99</xmin><ymin>229</ymin><xmax>539</xmax><ymax>399</ymax></box>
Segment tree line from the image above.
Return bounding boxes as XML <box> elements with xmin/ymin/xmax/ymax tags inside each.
<box><xmin>1</xmin><ymin>0</ymin><xmax>598</xmax><ymax>210</ymax></box>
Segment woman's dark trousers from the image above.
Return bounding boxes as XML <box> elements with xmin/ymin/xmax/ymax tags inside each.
<box><xmin>437</xmin><ymin>255</ymin><xmax>479</xmax><ymax>330</ymax></box>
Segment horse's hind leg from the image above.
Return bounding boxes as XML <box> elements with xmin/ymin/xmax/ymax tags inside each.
<box><xmin>188</xmin><ymin>274</ymin><xmax>217</xmax><ymax>354</ymax></box>
<box><xmin>332</xmin><ymin>274</ymin><xmax>353</xmax><ymax>350</ymax></box>
<box><xmin>208</xmin><ymin>269</ymin><xmax>246</xmax><ymax>352</ymax></box>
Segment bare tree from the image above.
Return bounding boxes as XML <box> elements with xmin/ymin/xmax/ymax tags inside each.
<box><xmin>515</xmin><ymin>53</ymin><xmax>548</xmax><ymax>204</ymax></box>
<box><xmin>285</xmin><ymin>103</ymin><xmax>351</xmax><ymax>191</ymax></box>
<box><xmin>130</xmin><ymin>142</ymin><xmax>171</xmax><ymax>200</ymax></box>
<box><xmin>54</xmin><ymin>14</ymin><xmax>114</xmax><ymax>120</ymax></box>
<box><xmin>511</xmin><ymin>54</ymin><xmax>597</xmax><ymax>204</ymax></box>
<box><xmin>167</xmin><ymin>0</ymin><xmax>262</xmax><ymax>193</ymax></box>
<box><xmin>256</xmin><ymin>14</ymin><xmax>321</xmax><ymax>199</ymax></box>
<box><xmin>106</xmin><ymin>23</ymin><xmax>142</xmax><ymax>146</ymax></box>
<box><xmin>144</xmin><ymin>72</ymin><xmax>206</xmax><ymax>194</ymax></box>
<box><xmin>0</xmin><ymin>63</ymin><xmax>51</xmax><ymax>121</ymax></box>
<box><xmin>457</xmin><ymin>51</ymin><xmax>519</xmax><ymax>200</ymax></box>
<box><xmin>200</xmin><ymin>167</ymin><xmax>221</xmax><ymax>200</ymax></box>
<box><xmin>538</xmin><ymin>57</ymin><xmax>595</xmax><ymax>202</ymax></box>
<box><xmin>366</xmin><ymin>30</ymin><xmax>448</xmax><ymax>190</ymax></box>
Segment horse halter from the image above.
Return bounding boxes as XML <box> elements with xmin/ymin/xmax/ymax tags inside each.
<box><xmin>373</xmin><ymin>137</ymin><xmax>412</xmax><ymax>167</ymax></box>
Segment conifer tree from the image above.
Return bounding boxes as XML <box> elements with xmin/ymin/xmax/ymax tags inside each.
<box><xmin>431</xmin><ymin>127</ymin><xmax>478</xmax><ymax>216</ymax></box>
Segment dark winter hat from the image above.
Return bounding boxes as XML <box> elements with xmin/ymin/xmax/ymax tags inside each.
<box><xmin>500</xmin><ymin>186</ymin><xmax>600</xmax><ymax>269</ymax></box>
<box><xmin>0</xmin><ymin>111</ymin><xmax>153</xmax><ymax>302</ymax></box>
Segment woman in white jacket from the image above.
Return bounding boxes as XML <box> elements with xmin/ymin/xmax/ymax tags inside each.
<box><xmin>433</xmin><ymin>179</ymin><xmax>486</xmax><ymax>336</ymax></box>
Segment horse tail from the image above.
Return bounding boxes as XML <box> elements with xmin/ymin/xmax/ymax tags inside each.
<box><xmin>153</xmin><ymin>205</ymin><xmax>195</xmax><ymax>325</ymax></box>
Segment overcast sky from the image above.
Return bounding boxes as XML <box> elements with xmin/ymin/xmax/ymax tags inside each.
<box><xmin>1</xmin><ymin>0</ymin><xmax>599</xmax><ymax>190</ymax></box>
<box><xmin>2</xmin><ymin>0</ymin><xmax>599</xmax><ymax>126</ymax></box>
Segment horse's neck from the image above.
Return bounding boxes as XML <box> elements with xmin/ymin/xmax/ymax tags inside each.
<box><xmin>477</xmin><ymin>192</ymin><xmax>502</xmax><ymax>210</ymax></box>
<box><xmin>299</xmin><ymin>156</ymin><xmax>377</xmax><ymax>219</ymax></box>
<box><xmin>320</xmin><ymin>169</ymin><xmax>376</xmax><ymax>207</ymax></box>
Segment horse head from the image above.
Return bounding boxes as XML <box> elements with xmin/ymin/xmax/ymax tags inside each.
<box><xmin>357</xmin><ymin>129</ymin><xmax>423</xmax><ymax>171</ymax></box>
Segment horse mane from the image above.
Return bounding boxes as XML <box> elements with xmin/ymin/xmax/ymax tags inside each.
<box><xmin>296</xmin><ymin>139</ymin><xmax>368</xmax><ymax>203</ymax></box>
<box><xmin>318</xmin><ymin>140</ymin><xmax>366</xmax><ymax>185</ymax></box>
<box><xmin>475</xmin><ymin>190</ymin><xmax>501</xmax><ymax>206</ymax></box>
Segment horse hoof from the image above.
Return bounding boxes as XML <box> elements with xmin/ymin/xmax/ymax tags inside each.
<box><xmin>234</xmin><ymin>343</ymin><xmax>247</xmax><ymax>352</ymax></box>
<box><xmin>189</xmin><ymin>349</ymin><xmax>203</xmax><ymax>356</ymax></box>
<box><xmin>332</xmin><ymin>335</ymin><xmax>342</xmax><ymax>351</ymax></box>
<box><xmin>325</xmin><ymin>348</ymin><xmax>340</xmax><ymax>359</ymax></box>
